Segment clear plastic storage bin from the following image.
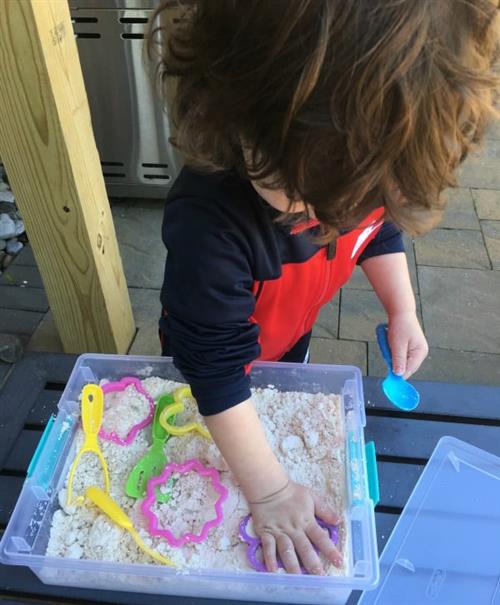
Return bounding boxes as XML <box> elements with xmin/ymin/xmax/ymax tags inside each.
<box><xmin>0</xmin><ymin>354</ymin><xmax>379</xmax><ymax>605</ymax></box>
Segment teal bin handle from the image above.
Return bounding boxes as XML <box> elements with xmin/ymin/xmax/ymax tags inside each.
<box><xmin>27</xmin><ymin>414</ymin><xmax>74</xmax><ymax>489</ymax></box>
<box><xmin>27</xmin><ymin>415</ymin><xmax>56</xmax><ymax>478</ymax></box>
<box><xmin>365</xmin><ymin>441</ymin><xmax>380</xmax><ymax>506</ymax></box>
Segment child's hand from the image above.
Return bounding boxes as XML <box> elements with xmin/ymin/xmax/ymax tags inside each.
<box><xmin>388</xmin><ymin>311</ymin><xmax>428</xmax><ymax>379</ymax></box>
<box><xmin>205</xmin><ymin>401</ymin><xmax>342</xmax><ymax>574</ymax></box>
<box><xmin>249</xmin><ymin>480</ymin><xmax>342</xmax><ymax>575</ymax></box>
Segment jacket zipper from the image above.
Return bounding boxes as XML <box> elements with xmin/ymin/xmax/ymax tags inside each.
<box><xmin>300</xmin><ymin>248</ymin><xmax>334</xmax><ymax>337</ymax></box>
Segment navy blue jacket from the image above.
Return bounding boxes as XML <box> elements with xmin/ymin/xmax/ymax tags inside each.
<box><xmin>160</xmin><ymin>167</ymin><xmax>404</xmax><ymax>415</ymax></box>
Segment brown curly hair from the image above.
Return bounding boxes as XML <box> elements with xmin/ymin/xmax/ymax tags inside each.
<box><xmin>148</xmin><ymin>0</ymin><xmax>499</xmax><ymax>239</ymax></box>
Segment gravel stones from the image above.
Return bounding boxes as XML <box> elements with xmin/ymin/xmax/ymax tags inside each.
<box><xmin>0</xmin><ymin>333</ymin><xmax>23</xmax><ymax>363</ymax></box>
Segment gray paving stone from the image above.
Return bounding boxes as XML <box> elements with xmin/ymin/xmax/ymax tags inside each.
<box><xmin>414</xmin><ymin>228</ymin><xmax>490</xmax><ymax>269</ymax></box>
<box><xmin>0</xmin><ymin>361</ymin><xmax>11</xmax><ymax>387</ymax></box>
<box><xmin>26</xmin><ymin>311</ymin><xmax>63</xmax><ymax>353</ymax></box>
<box><xmin>459</xmin><ymin>139</ymin><xmax>500</xmax><ymax>189</ymax></box>
<box><xmin>471</xmin><ymin>189</ymin><xmax>500</xmax><ymax>220</ymax></box>
<box><xmin>368</xmin><ymin>343</ymin><xmax>500</xmax><ymax>385</ymax></box>
<box><xmin>12</xmin><ymin>244</ymin><xmax>37</xmax><ymax>267</ymax></box>
<box><xmin>486</xmin><ymin>119</ymin><xmax>500</xmax><ymax>140</ymax></box>
<box><xmin>0</xmin><ymin>285</ymin><xmax>48</xmax><ymax>313</ymax></box>
<box><xmin>481</xmin><ymin>220</ymin><xmax>500</xmax><ymax>269</ymax></box>
<box><xmin>440</xmin><ymin>188</ymin><xmax>479</xmax><ymax>230</ymax></box>
<box><xmin>339</xmin><ymin>289</ymin><xmax>385</xmax><ymax>342</ymax></box>
<box><xmin>26</xmin><ymin>287</ymin><xmax>163</xmax><ymax>356</ymax></box>
<box><xmin>112</xmin><ymin>199</ymin><xmax>166</xmax><ymax>289</ymax></box>
<box><xmin>128</xmin><ymin>287</ymin><xmax>162</xmax><ymax>356</ymax></box>
<box><xmin>0</xmin><ymin>264</ymin><xmax>43</xmax><ymax>288</ymax></box>
<box><xmin>403</xmin><ymin>234</ymin><xmax>419</xmax><ymax>293</ymax></box>
<box><xmin>343</xmin><ymin>265</ymin><xmax>372</xmax><ymax>290</ymax></box>
<box><xmin>310</xmin><ymin>337</ymin><xmax>367</xmax><ymax>373</ymax></box>
<box><xmin>312</xmin><ymin>297</ymin><xmax>339</xmax><ymax>339</ymax></box>
<box><xmin>339</xmin><ymin>288</ymin><xmax>422</xmax><ymax>342</ymax></box>
<box><xmin>418</xmin><ymin>266</ymin><xmax>500</xmax><ymax>354</ymax></box>
<box><xmin>345</xmin><ymin>235</ymin><xmax>418</xmax><ymax>293</ymax></box>
<box><xmin>0</xmin><ymin>333</ymin><xmax>23</xmax><ymax>363</ymax></box>
<box><xmin>0</xmin><ymin>308</ymin><xmax>43</xmax><ymax>337</ymax></box>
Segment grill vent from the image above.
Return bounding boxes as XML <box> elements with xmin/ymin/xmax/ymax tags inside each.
<box><xmin>143</xmin><ymin>174</ymin><xmax>170</xmax><ymax>181</ymax></box>
<box><xmin>141</xmin><ymin>162</ymin><xmax>170</xmax><ymax>181</ymax></box>
<box><xmin>72</xmin><ymin>17</ymin><xmax>98</xmax><ymax>23</ymax></box>
<box><xmin>101</xmin><ymin>161</ymin><xmax>126</xmax><ymax>179</ymax></box>
<box><xmin>119</xmin><ymin>17</ymin><xmax>149</xmax><ymax>24</ymax></box>
<box><xmin>72</xmin><ymin>14</ymin><xmax>149</xmax><ymax>41</ymax></box>
<box><xmin>121</xmin><ymin>33</ymin><xmax>145</xmax><ymax>40</ymax></box>
<box><xmin>75</xmin><ymin>33</ymin><xmax>101</xmax><ymax>39</ymax></box>
<box><xmin>103</xmin><ymin>172</ymin><xmax>126</xmax><ymax>178</ymax></box>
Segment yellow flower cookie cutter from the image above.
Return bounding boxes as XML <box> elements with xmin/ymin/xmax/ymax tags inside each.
<box><xmin>159</xmin><ymin>387</ymin><xmax>211</xmax><ymax>440</ymax></box>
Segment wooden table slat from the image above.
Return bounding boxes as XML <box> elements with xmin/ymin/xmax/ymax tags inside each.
<box><xmin>26</xmin><ymin>390</ymin><xmax>61</xmax><ymax>426</ymax></box>
<box><xmin>373</xmin><ymin>512</ymin><xmax>399</xmax><ymax>551</ymax></box>
<box><xmin>4</xmin><ymin>430</ymin><xmax>43</xmax><ymax>473</ymax></box>
<box><xmin>0</xmin><ymin>476</ymin><xmax>24</xmax><ymax>527</ymax></box>
<box><xmin>365</xmin><ymin>416</ymin><xmax>500</xmax><ymax>460</ymax></box>
<box><xmin>376</xmin><ymin>461</ymin><xmax>424</xmax><ymax>509</ymax></box>
<box><xmin>0</xmin><ymin>353</ymin><xmax>77</xmax><ymax>467</ymax></box>
<box><xmin>363</xmin><ymin>376</ymin><xmax>500</xmax><ymax>419</ymax></box>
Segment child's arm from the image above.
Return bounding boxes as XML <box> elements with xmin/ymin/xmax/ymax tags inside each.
<box><xmin>163</xmin><ymin>196</ymin><xmax>342</xmax><ymax>574</ymax></box>
<box><xmin>205</xmin><ymin>400</ymin><xmax>342</xmax><ymax>574</ymax></box>
<box><xmin>361</xmin><ymin>251</ymin><xmax>428</xmax><ymax>378</ymax></box>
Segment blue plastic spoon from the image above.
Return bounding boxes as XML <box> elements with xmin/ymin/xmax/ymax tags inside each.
<box><xmin>376</xmin><ymin>323</ymin><xmax>420</xmax><ymax>411</ymax></box>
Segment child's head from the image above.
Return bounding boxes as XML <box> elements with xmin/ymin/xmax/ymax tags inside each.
<box><xmin>149</xmin><ymin>0</ymin><xmax>499</xmax><ymax>239</ymax></box>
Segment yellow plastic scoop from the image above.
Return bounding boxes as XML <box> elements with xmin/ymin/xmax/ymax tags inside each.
<box><xmin>66</xmin><ymin>384</ymin><xmax>110</xmax><ymax>506</ymax></box>
<box><xmin>158</xmin><ymin>387</ymin><xmax>211</xmax><ymax>440</ymax></box>
<box><xmin>85</xmin><ymin>487</ymin><xmax>175</xmax><ymax>567</ymax></box>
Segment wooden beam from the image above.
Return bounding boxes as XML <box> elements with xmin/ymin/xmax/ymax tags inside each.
<box><xmin>0</xmin><ymin>1</ymin><xmax>135</xmax><ymax>354</ymax></box>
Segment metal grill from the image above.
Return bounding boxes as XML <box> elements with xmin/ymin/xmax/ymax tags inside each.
<box><xmin>70</xmin><ymin>3</ymin><xmax>180</xmax><ymax>198</ymax></box>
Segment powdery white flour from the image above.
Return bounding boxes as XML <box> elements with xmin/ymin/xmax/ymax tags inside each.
<box><xmin>47</xmin><ymin>378</ymin><xmax>348</xmax><ymax>575</ymax></box>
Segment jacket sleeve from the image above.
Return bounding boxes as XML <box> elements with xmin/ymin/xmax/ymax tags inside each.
<box><xmin>162</xmin><ymin>197</ymin><xmax>260</xmax><ymax>416</ymax></box>
<box><xmin>356</xmin><ymin>221</ymin><xmax>405</xmax><ymax>265</ymax></box>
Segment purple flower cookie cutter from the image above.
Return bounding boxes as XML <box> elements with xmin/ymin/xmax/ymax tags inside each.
<box><xmin>141</xmin><ymin>458</ymin><xmax>228</xmax><ymax>547</ymax></box>
<box><xmin>239</xmin><ymin>514</ymin><xmax>339</xmax><ymax>573</ymax></box>
<box><xmin>98</xmin><ymin>377</ymin><xmax>155</xmax><ymax>446</ymax></box>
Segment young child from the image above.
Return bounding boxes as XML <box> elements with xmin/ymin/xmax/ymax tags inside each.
<box><xmin>149</xmin><ymin>0</ymin><xmax>499</xmax><ymax>575</ymax></box>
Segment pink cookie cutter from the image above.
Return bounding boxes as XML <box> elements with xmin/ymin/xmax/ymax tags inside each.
<box><xmin>98</xmin><ymin>377</ymin><xmax>155</xmax><ymax>446</ymax></box>
<box><xmin>239</xmin><ymin>514</ymin><xmax>339</xmax><ymax>573</ymax></box>
<box><xmin>141</xmin><ymin>458</ymin><xmax>228</xmax><ymax>547</ymax></box>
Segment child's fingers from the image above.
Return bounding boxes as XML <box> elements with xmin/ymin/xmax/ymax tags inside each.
<box><xmin>389</xmin><ymin>336</ymin><xmax>408</xmax><ymax>376</ymax></box>
<box><xmin>404</xmin><ymin>343</ymin><xmax>429</xmax><ymax>379</ymax></box>
<box><xmin>306</xmin><ymin>521</ymin><xmax>343</xmax><ymax>568</ymax></box>
<box><xmin>387</xmin><ymin>326</ymin><xmax>409</xmax><ymax>376</ymax></box>
<box><xmin>277</xmin><ymin>533</ymin><xmax>301</xmax><ymax>574</ymax></box>
<box><xmin>312</xmin><ymin>492</ymin><xmax>341</xmax><ymax>525</ymax></box>
<box><xmin>261</xmin><ymin>532</ymin><xmax>279</xmax><ymax>572</ymax></box>
<box><xmin>292</xmin><ymin>533</ymin><xmax>323</xmax><ymax>575</ymax></box>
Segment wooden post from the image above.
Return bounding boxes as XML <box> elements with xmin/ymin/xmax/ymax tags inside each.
<box><xmin>0</xmin><ymin>1</ymin><xmax>135</xmax><ymax>353</ymax></box>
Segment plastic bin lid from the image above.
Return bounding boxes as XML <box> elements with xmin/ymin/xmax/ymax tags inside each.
<box><xmin>358</xmin><ymin>436</ymin><xmax>500</xmax><ymax>605</ymax></box>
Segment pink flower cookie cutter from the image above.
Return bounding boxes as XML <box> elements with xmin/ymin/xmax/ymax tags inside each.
<box><xmin>239</xmin><ymin>514</ymin><xmax>339</xmax><ymax>573</ymax></box>
<box><xmin>141</xmin><ymin>458</ymin><xmax>228</xmax><ymax>547</ymax></box>
<box><xmin>98</xmin><ymin>377</ymin><xmax>155</xmax><ymax>446</ymax></box>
